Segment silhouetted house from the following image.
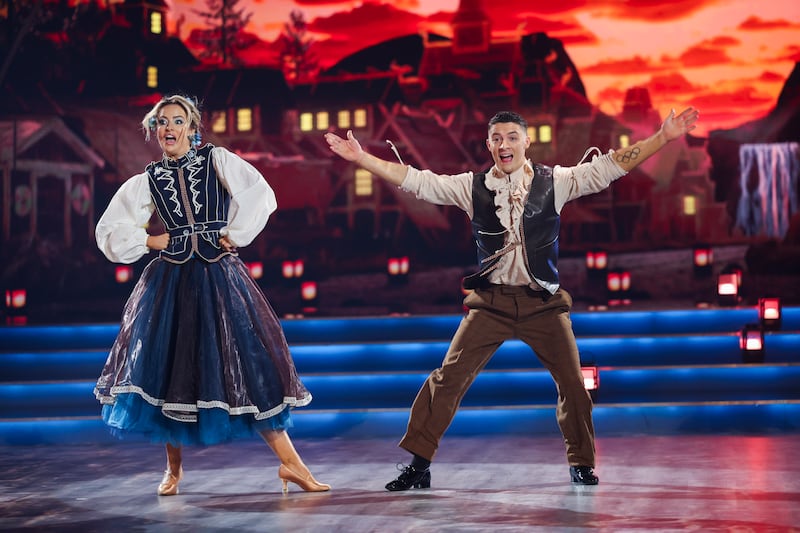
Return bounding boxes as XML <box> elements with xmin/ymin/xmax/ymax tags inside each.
<box><xmin>0</xmin><ymin>117</ymin><xmax>104</xmax><ymax>247</ymax></box>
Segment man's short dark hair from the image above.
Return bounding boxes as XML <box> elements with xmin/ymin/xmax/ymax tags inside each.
<box><xmin>488</xmin><ymin>111</ymin><xmax>527</xmax><ymax>131</ymax></box>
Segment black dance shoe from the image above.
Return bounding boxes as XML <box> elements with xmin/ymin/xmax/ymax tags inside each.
<box><xmin>385</xmin><ymin>464</ymin><xmax>431</xmax><ymax>491</ymax></box>
<box><xmin>569</xmin><ymin>465</ymin><xmax>599</xmax><ymax>485</ymax></box>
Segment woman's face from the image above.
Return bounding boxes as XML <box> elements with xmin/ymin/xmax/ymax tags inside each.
<box><xmin>156</xmin><ymin>103</ymin><xmax>195</xmax><ymax>159</ymax></box>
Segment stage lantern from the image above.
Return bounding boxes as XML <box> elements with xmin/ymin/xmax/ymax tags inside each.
<box><xmin>739</xmin><ymin>324</ymin><xmax>764</xmax><ymax>363</ymax></box>
<box><xmin>586</xmin><ymin>250</ymin><xmax>607</xmax><ymax>270</ymax></box>
<box><xmin>282</xmin><ymin>259</ymin><xmax>304</xmax><ymax>279</ymax></box>
<box><xmin>581</xmin><ymin>366</ymin><xmax>599</xmax><ymax>401</ymax></box>
<box><xmin>387</xmin><ymin>256</ymin><xmax>410</xmax><ymax>284</ymax></box>
<box><xmin>581</xmin><ymin>366</ymin><xmax>599</xmax><ymax>391</ymax></box>
<box><xmin>620</xmin><ymin>270</ymin><xmax>631</xmax><ymax>292</ymax></box>
<box><xmin>5</xmin><ymin>289</ymin><xmax>26</xmax><ymax>309</ymax></box>
<box><xmin>693</xmin><ymin>245</ymin><xmax>713</xmax><ymax>277</ymax></box>
<box><xmin>758</xmin><ymin>297</ymin><xmax>782</xmax><ymax>330</ymax></box>
<box><xmin>300</xmin><ymin>281</ymin><xmax>318</xmax><ymax>315</ymax></box>
<box><xmin>606</xmin><ymin>271</ymin><xmax>621</xmax><ymax>292</ymax></box>
<box><xmin>717</xmin><ymin>273</ymin><xmax>738</xmax><ymax>306</ymax></box>
<box><xmin>301</xmin><ymin>281</ymin><xmax>317</xmax><ymax>301</ymax></box>
<box><xmin>247</xmin><ymin>262</ymin><xmax>263</xmax><ymax>280</ymax></box>
<box><xmin>115</xmin><ymin>266</ymin><xmax>133</xmax><ymax>283</ymax></box>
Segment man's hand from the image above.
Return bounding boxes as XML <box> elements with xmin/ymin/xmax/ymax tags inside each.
<box><xmin>661</xmin><ymin>107</ymin><xmax>699</xmax><ymax>141</ymax></box>
<box><xmin>325</xmin><ymin>130</ymin><xmax>364</xmax><ymax>163</ymax></box>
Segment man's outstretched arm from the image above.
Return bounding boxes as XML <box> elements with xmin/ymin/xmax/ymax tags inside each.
<box><xmin>612</xmin><ymin>107</ymin><xmax>699</xmax><ymax>173</ymax></box>
<box><xmin>325</xmin><ymin>130</ymin><xmax>408</xmax><ymax>186</ymax></box>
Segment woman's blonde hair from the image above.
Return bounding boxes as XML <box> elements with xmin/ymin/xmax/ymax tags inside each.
<box><xmin>141</xmin><ymin>95</ymin><xmax>202</xmax><ymax>142</ymax></box>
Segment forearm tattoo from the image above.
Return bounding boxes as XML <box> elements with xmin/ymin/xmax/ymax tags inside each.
<box><xmin>615</xmin><ymin>146</ymin><xmax>641</xmax><ymax>164</ymax></box>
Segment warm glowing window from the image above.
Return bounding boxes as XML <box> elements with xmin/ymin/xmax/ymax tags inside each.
<box><xmin>538</xmin><ymin>125</ymin><xmax>552</xmax><ymax>143</ymax></box>
<box><xmin>150</xmin><ymin>12</ymin><xmax>163</xmax><ymax>34</ymax></box>
<box><xmin>354</xmin><ymin>108</ymin><xmax>367</xmax><ymax>128</ymax></box>
<box><xmin>683</xmin><ymin>195</ymin><xmax>697</xmax><ymax>215</ymax></box>
<box><xmin>527</xmin><ymin>126</ymin><xmax>536</xmax><ymax>143</ymax></box>
<box><xmin>337</xmin><ymin>110</ymin><xmax>350</xmax><ymax>129</ymax></box>
<box><xmin>619</xmin><ymin>134</ymin><xmax>630</xmax><ymax>148</ymax></box>
<box><xmin>300</xmin><ymin>112</ymin><xmax>313</xmax><ymax>132</ymax></box>
<box><xmin>354</xmin><ymin>169</ymin><xmax>373</xmax><ymax>196</ymax></box>
<box><xmin>146</xmin><ymin>66</ymin><xmax>158</xmax><ymax>88</ymax></box>
<box><xmin>236</xmin><ymin>108</ymin><xmax>253</xmax><ymax>132</ymax></box>
<box><xmin>211</xmin><ymin>111</ymin><xmax>226</xmax><ymax>133</ymax></box>
<box><xmin>316</xmin><ymin>111</ymin><xmax>329</xmax><ymax>130</ymax></box>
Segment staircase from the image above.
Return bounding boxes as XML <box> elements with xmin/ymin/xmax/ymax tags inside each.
<box><xmin>1</xmin><ymin>307</ymin><xmax>799</xmax><ymax>445</ymax></box>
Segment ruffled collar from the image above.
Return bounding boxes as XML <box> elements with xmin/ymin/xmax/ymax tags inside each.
<box><xmin>161</xmin><ymin>148</ymin><xmax>198</xmax><ymax>169</ymax></box>
<box><xmin>484</xmin><ymin>161</ymin><xmax>535</xmax><ymax>230</ymax></box>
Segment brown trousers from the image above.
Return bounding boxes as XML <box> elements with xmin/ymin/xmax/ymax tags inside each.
<box><xmin>398</xmin><ymin>285</ymin><xmax>596</xmax><ymax>467</ymax></box>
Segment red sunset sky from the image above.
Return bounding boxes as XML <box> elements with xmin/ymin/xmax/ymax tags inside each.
<box><xmin>167</xmin><ymin>0</ymin><xmax>800</xmax><ymax>137</ymax></box>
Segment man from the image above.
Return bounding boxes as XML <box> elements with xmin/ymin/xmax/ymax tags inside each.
<box><xmin>324</xmin><ymin>107</ymin><xmax>699</xmax><ymax>489</ymax></box>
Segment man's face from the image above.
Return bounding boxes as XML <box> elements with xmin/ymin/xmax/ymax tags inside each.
<box><xmin>486</xmin><ymin>122</ymin><xmax>530</xmax><ymax>175</ymax></box>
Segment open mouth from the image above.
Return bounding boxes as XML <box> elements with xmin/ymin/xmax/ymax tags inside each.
<box><xmin>499</xmin><ymin>153</ymin><xmax>513</xmax><ymax>164</ymax></box>
<box><xmin>164</xmin><ymin>134</ymin><xmax>176</xmax><ymax>145</ymax></box>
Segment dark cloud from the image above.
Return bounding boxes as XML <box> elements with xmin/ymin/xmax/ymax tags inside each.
<box><xmin>582</xmin><ymin>56</ymin><xmax>660</xmax><ymax>75</ymax></box>
<box><xmin>646</xmin><ymin>73</ymin><xmax>701</xmax><ymax>95</ymax></box>
<box><xmin>677</xmin><ymin>44</ymin><xmax>733</xmax><ymax>67</ymax></box>
<box><xmin>738</xmin><ymin>16</ymin><xmax>797</xmax><ymax>30</ymax></box>
<box><xmin>310</xmin><ymin>3</ymin><xmax>424</xmax><ymax>35</ymax></box>
<box><xmin>778</xmin><ymin>45</ymin><xmax>800</xmax><ymax>63</ymax></box>
<box><xmin>759</xmin><ymin>70</ymin><xmax>790</xmax><ymax>82</ymax></box>
<box><xmin>591</xmin><ymin>0</ymin><xmax>722</xmax><ymax>21</ymax></box>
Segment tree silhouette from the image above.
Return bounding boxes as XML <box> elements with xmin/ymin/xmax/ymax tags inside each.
<box><xmin>193</xmin><ymin>0</ymin><xmax>253</xmax><ymax>66</ymax></box>
<box><xmin>277</xmin><ymin>9</ymin><xmax>318</xmax><ymax>83</ymax></box>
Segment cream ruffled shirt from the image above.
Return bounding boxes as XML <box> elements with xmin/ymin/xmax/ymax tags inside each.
<box><xmin>400</xmin><ymin>150</ymin><xmax>627</xmax><ymax>291</ymax></box>
<box><xmin>96</xmin><ymin>147</ymin><xmax>277</xmax><ymax>264</ymax></box>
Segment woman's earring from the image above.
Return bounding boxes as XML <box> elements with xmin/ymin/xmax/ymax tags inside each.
<box><xmin>192</xmin><ymin>132</ymin><xmax>202</xmax><ymax>147</ymax></box>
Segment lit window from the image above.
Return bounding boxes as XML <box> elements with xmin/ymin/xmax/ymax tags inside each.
<box><xmin>236</xmin><ymin>108</ymin><xmax>253</xmax><ymax>132</ymax></box>
<box><xmin>354</xmin><ymin>108</ymin><xmax>367</xmax><ymax>128</ymax></box>
<box><xmin>316</xmin><ymin>111</ymin><xmax>329</xmax><ymax>130</ymax></box>
<box><xmin>354</xmin><ymin>169</ymin><xmax>373</xmax><ymax>196</ymax></box>
<box><xmin>211</xmin><ymin>111</ymin><xmax>226</xmax><ymax>133</ymax></box>
<box><xmin>619</xmin><ymin>134</ymin><xmax>630</xmax><ymax>148</ymax></box>
<box><xmin>337</xmin><ymin>110</ymin><xmax>350</xmax><ymax>129</ymax></box>
<box><xmin>527</xmin><ymin>126</ymin><xmax>536</xmax><ymax>143</ymax></box>
<box><xmin>146</xmin><ymin>66</ymin><xmax>158</xmax><ymax>88</ymax></box>
<box><xmin>300</xmin><ymin>112</ymin><xmax>313</xmax><ymax>132</ymax></box>
<box><xmin>683</xmin><ymin>195</ymin><xmax>696</xmax><ymax>216</ymax></box>
<box><xmin>538</xmin><ymin>125</ymin><xmax>552</xmax><ymax>143</ymax></box>
<box><xmin>150</xmin><ymin>12</ymin><xmax>162</xmax><ymax>35</ymax></box>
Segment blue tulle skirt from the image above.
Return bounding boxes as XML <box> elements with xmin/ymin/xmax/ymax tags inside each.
<box><xmin>94</xmin><ymin>255</ymin><xmax>311</xmax><ymax>446</ymax></box>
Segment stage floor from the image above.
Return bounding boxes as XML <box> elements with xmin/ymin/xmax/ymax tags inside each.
<box><xmin>2</xmin><ymin>433</ymin><xmax>798</xmax><ymax>532</ymax></box>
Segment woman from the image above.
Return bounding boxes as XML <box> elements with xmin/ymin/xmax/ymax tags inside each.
<box><xmin>94</xmin><ymin>94</ymin><xmax>329</xmax><ymax>495</ymax></box>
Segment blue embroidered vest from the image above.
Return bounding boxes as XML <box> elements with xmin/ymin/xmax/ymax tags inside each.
<box><xmin>463</xmin><ymin>164</ymin><xmax>560</xmax><ymax>293</ymax></box>
<box><xmin>146</xmin><ymin>145</ymin><xmax>231</xmax><ymax>263</ymax></box>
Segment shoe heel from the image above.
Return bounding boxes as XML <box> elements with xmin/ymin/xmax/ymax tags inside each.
<box><xmin>414</xmin><ymin>471</ymin><xmax>431</xmax><ymax>489</ymax></box>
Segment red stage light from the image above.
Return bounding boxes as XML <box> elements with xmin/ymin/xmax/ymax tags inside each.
<box><xmin>115</xmin><ymin>266</ymin><xmax>133</xmax><ymax>283</ymax></box>
<box><xmin>5</xmin><ymin>289</ymin><xmax>26</xmax><ymax>309</ymax></box>
<box><xmin>581</xmin><ymin>366</ymin><xmax>599</xmax><ymax>391</ymax></box>
<box><xmin>247</xmin><ymin>262</ymin><xmax>263</xmax><ymax>279</ymax></box>
<box><xmin>758</xmin><ymin>297</ymin><xmax>782</xmax><ymax>330</ymax></box>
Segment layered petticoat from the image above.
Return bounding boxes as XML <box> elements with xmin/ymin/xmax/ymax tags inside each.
<box><xmin>94</xmin><ymin>255</ymin><xmax>311</xmax><ymax>446</ymax></box>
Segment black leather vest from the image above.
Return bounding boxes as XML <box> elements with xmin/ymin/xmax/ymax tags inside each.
<box><xmin>462</xmin><ymin>164</ymin><xmax>560</xmax><ymax>293</ymax></box>
<box><xmin>146</xmin><ymin>145</ymin><xmax>232</xmax><ymax>264</ymax></box>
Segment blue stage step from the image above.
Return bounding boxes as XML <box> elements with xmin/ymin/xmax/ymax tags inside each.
<box><xmin>2</xmin><ymin>307</ymin><xmax>799</xmax><ymax>349</ymax></box>
<box><xmin>1</xmin><ymin>307</ymin><xmax>799</xmax><ymax>444</ymax></box>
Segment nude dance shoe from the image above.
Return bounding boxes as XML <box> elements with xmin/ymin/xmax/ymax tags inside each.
<box><xmin>278</xmin><ymin>464</ymin><xmax>331</xmax><ymax>493</ymax></box>
<box><xmin>157</xmin><ymin>467</ymin><xmax>183</xmax><ymax>496</ymax></box>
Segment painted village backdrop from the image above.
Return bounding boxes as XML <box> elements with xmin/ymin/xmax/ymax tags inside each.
<box><xmin>1</xmin><ymin>0</ymin><xmax>799</xmax><ymax>322</ymax></box>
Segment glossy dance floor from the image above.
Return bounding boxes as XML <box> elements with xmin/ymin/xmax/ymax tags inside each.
<box><xmin>2</xmin><ymin>434</ymin><xmax>799</xmax><ymax>532</ymax></box>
